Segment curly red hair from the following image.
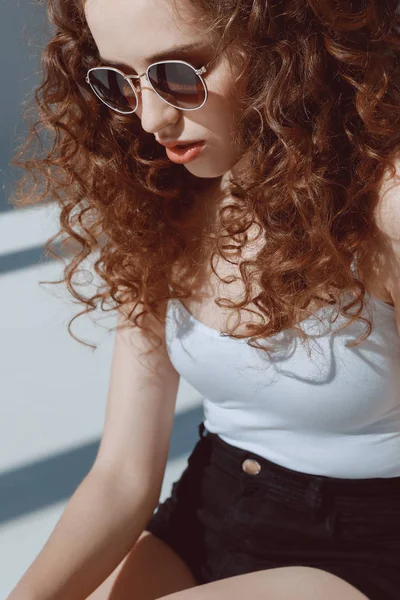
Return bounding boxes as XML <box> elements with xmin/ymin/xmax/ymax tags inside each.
<box><xmin>9</xmin><ymin>0</ymin><xmax>400</xmax><ymax>359</ymax></box>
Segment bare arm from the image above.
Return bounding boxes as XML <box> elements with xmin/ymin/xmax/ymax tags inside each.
<box><xmin>7</xmin><ymin>298</ymin><xmax>180</xmax><ymax>600</ymax></box>
<box><xmin>6</xmin><ymin>469</ymin><xmax>156</xmax><ymax>600</ymax></box>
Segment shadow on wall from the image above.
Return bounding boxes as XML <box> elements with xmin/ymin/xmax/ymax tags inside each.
<box><xmin>1</xmin><ymin>404</ymin><xmax>203</xmax><ymax>525</ymax></box>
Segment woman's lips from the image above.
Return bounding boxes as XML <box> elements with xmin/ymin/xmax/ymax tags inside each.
<box><xmin>165</xmin><ymin>141</ymin><xmax>205</xmax><ymax>164</ymax></box>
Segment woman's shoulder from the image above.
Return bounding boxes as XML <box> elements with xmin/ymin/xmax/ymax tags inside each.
<box><xmin>373</xmin><ymin>159</ymin><xmax>400</xmax><ymax>244</ymax></box>
<box><xmin>370</xmin><ymin>159</ymin><xmax>400</xmax><ymax>328</ymax></box>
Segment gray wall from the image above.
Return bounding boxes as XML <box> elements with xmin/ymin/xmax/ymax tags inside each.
<box><xmin>1</xmin><ymin>0</ymin><xmax>48</xmax><ymax>214</ymax></box>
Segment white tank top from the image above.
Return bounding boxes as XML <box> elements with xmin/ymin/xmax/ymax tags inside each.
<box><xmin>165</xmin><ymin>279</ymin><xmax>400</xmax><ymax>478</ymax></box>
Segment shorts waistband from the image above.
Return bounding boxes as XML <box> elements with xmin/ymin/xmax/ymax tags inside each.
<box><xmin>197</xmin><ymin>422</ymin><xmax>400</xmax><ymax>499</ymax></box>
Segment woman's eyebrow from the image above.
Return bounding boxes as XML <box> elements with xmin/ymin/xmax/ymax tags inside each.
<box><xmin>99</xmin><ymin>41</ymin><xmax>207</xmax><ymax>69</ymax></box>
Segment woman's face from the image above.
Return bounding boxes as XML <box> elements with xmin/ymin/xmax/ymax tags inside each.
<box><xmin>84</xmin><ymin>0</ymin><xmax>245</xmax><ymax>180</ymax></box>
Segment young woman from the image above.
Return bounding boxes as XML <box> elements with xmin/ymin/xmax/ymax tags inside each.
<box><xmin>7</xmin><ymin>0</ymin><xmax>400</xmax><ymax>599</ymax></box>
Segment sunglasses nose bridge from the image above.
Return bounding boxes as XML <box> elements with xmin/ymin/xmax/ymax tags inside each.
<box><xmin>128</xmin><ymin>73</ymin><xmax>157</xmax><ymax>108</ymax></box>
<box><xmin>127</xmin><ymin>71</ymin><xmax>149</xmax><ymax>87</ymax></box>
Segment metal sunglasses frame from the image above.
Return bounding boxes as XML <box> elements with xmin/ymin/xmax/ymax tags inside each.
<box><xmin>85</xmin><ymin>42</ymin><xmax>229</xmax><ymax>115</ymax></box>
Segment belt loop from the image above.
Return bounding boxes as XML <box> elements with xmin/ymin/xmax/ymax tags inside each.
<box><xmin>307</xmin><ymin>476</ymin><xmax>325</xmax><ymax>516</ymax></box>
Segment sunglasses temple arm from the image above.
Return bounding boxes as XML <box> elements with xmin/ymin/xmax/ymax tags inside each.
<box><xmin>205</xmin><ymin>34</ymin><xmax>238</xmax><ymax>71</ymax></box>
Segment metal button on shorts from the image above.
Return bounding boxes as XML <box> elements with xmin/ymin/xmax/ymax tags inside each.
<box><xmin>242</xmin><ymin>458</ymin><xmax>261</xmax><ymax>475</ymax></box>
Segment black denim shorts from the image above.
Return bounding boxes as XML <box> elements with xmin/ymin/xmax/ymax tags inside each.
<box><xmin>145</xmin><ymin>422</ymin><xmax>400</xmax><ymax>600</ymax></box>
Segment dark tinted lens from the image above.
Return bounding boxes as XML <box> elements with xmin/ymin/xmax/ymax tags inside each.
<box><xmin>88</xmin><ymin>69</ymin><xmax>137</xmax><ymax>113</ymax></box>
<box><xmin>148</xmin><ymin>62</ymin><xmax>206</xmax><ymax>109</ymax></box>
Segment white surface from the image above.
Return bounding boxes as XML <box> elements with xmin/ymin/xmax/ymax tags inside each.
<box><xmin>0</xmin><ymin>204</ymin><xmax>60</xmax><ymax>255</ymax></box>
<box><xmin>0</xmin><ymin>205</ymin><xmax>203</xmax><ymax>598</ymax></box>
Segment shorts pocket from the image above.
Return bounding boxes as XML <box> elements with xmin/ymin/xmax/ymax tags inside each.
<box><xmin>334</xmin><ymin>495</ymin><xmax>400</xmax><ymax>546</ymax></box>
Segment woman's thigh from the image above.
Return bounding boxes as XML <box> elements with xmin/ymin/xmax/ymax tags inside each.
<box><xmin>86</xmin><ymin>530</ymin><xmax>199</xmax><ymax>600</ymax></box>
<box><xmin>155</xmin><ymin>565</ymin><xmax>370</xmax><ymax>600</ymax></box>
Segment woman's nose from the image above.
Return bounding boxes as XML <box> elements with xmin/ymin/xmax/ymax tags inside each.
<box><xmin>137</xmin><ymin>79</ymin><xmax>180</xmax><ymax>134</ymax></box>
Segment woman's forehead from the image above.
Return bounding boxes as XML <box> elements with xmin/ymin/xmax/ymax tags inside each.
<box><xmin>84</xmin><ymin>0</ymin><xmax>202</xmax><ymax>44</ymax></box>
<box><xmin>84</xmin><ymin>0</ymin><xmax>209</xmax><ymax>66</ymax></box>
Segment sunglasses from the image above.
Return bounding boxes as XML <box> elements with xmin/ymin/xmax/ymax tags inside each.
<box><xmin>85</xmin><ymin>42</ymin><xmax>229</xmax><ymax>115</ymax></box>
